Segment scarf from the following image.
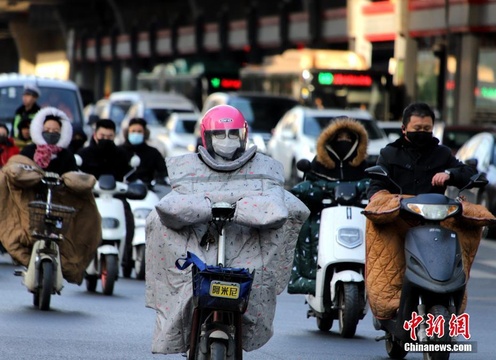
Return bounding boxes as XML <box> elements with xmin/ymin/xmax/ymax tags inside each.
<box><xmin>34</xmin><ymin>144</ymin><xmax>63</xmax><ymax>169</ymax></box>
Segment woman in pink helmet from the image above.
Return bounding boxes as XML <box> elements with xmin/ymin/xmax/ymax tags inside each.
<box><xmin>146</xmin><ymin>104</ymin><xmax>310</xmax><ymax>356</ymax></box>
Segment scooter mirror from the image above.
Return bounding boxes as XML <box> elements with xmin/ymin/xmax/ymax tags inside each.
<box><xmin>296</xmin><ymin>159</ymin><xmax>312</xmax><ymax>173</ymax></box>
<box><xmin>129</xmin><ymin>155</ymin><xmax>141</xmax><ymax>168</ymax></box>
<box><xmin>74</xmin><ymin>154</ymin><xmax>83</xmax><ymax>167</ymax></box>
<box><xmin>364</xmin><ymin>165</ymin><xmax>388</xmax><ymax>179</ymax></box>
<box><xmin>126</xmin><ymin>182</ymin><xmax>147</xmax><ymax>200</ymax></box>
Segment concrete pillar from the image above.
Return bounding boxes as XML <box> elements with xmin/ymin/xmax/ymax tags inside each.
<box><xmin>393</xmin><ymin>0</ymin><xmax>417</xmax><ymax>105</ymax></box>
<box><xmin>453</xmin><ymin>34</ymin><xmax>478</xmax><ymax>125</ymax></box>
<box><xmin>9</xmin><ymin>18</ymin><xmax>65</xmax><ymax>76</ymax></box>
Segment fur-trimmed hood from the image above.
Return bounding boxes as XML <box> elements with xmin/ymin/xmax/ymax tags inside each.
<box><xmin>29</xmin><ymin>107</ymin><xmax>73</xmax><ymax>149</ymax></box>
<box><xmin>315</xmin><ymin>117</ymin><xmax>368</xmax><ymax>169</ymax></box>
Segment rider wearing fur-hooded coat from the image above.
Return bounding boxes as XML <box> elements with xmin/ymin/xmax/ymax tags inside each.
<box><xmin>287</xmin><ymin>117</ymin><xmax>369</xmax><ymax>295</ymax></box>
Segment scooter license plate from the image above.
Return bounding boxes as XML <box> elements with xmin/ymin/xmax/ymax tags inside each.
<box><xmin>209</xmin><ymin>280</ymin><xmax>240</xmax><ymax>299</ymax></box>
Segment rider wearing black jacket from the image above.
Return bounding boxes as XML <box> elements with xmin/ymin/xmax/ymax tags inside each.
<box><xmin>367</xmin><ymin>102</ymin><xmax>476</xmax><ymax>198</ymax></box>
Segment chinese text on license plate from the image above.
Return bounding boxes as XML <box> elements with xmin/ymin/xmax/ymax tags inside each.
<box><xmin>209</xmin><ymin>280</ymin><xmax>240</xmax><ymax>299</ymax></box>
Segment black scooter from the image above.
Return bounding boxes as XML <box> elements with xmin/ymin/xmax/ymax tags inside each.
<box><xmin>364</xmin><ymin>165</ymin><xmax>488</xmax><ymax>360</ymax></box>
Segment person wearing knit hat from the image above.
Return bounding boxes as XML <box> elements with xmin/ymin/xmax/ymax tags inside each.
<box><xmin>14</xmin><ymin>118</ymin><xmax>32</xmax><ymax>151</ymax></box>
<box><xmin>20</xmin><ymin>107</ymin><xmax>78</xmax><ymax>174</ymax></box>
<box><xmin>12</xmin><ymin>83</ymin><xmax>41</xmax><ymax>139</ymax></box>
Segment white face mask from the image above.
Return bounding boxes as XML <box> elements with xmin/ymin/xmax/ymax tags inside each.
<box><xmin>212</xmin><ymin>137</ymin><xmax>240</xmax><ymax>159</ymax></box>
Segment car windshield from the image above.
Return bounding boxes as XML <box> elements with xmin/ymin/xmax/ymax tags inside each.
<box><xmin>144</xmin><ymin>108</ymin><xmax>192</xmax><ymax>126</ymax></box>
<box><xmin>303</xmin><ymin>115</ymin><xmax>385</xmax><ymax>140</ymax></box>
<box><xmin>228</xmin><ymin>97</ymin><xmax>297</xmax><ymax>133</ymax></box>
<box><xmin>109</xmin><ymin>101</ymin><xmax>133</xmax><ymax>125</ymax></box>
<box><xmin>175</xmin><ymin>119</ymin><xmax>197</xmax><ymax>134</ymax></box>
<box><xmin>0</xmin><ymin>85</ymin><xmax>83</xmax><ymax>126</ymax></box>
<box><xmin>443</xmin><ymin>130</ymin><xmax>483</xmax><ymax>150</ymax></box>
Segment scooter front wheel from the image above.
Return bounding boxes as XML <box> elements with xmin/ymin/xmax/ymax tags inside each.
<box><xmin>101</xmin><ymin>255</ymin><xmax>118</xmax><ymax>296</ymax></box>
<box><xmin>338</xmin><ymin>283</ymin><xmax>360</xmax><ymax>338</ymax></box>
<box><xmin>423</xmin><ymin>305</ymin><xmax>451</xmax><ymax>360</ymax></box>
<box><xmin>210</xmin><ymin>340</ymin><xmax>227</xmax><ymax>360</ymax></box>
<box><xmin>38</xmin><ymin>261</ymin><xmax>54</xmax><ymax>311</ymax></box>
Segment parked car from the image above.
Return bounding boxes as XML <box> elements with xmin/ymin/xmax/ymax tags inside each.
<box><xmin>118</xmin><ymin>91</ymin><xmax>199</xmax><ymax>156</ymax></box>
<box><xmin>433</xmin><ymin>122</ymin><xmax>496</xmax><ymax>155</ymax></box>
<box><xmin>378</xmin><ymin>120</ymin><xmax>403</xmax><ymax>141</ymax></box>
<box><xmin>156</xmin><ymin>112</ymin><xmax>198</xmax><ymax>157</ymax></box>
<box><xmin>0</xmin><ymin>73</ymin><xmax>86</xmax><ymax>133</ymax></box>
<box><xmin>195</xmin><ymin>91</ymin><xmax>300</xmax><ymax>153</ymax></box>
<box><xmin>445</xmin><ymin>131</ymin><xmax>496</xmax><ymax>237</ymax></box>
<box><xmin>267</xmin><ymin>106</ymin><xmax>389</xmax><ymax>186</ymax></box>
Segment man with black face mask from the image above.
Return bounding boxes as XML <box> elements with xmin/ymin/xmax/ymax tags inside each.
<box><xmin>288</xmin><ymin>117</ymin><xmax>369</xmax><ymax>294</ymax></box>
<box><xmin>367</xmin><ymin>102</ymin><xmax>476</xmax><ymax>199</ymax></box>
<box><xmin>77</xmin><ymin>119</ymin><xmax>130</xmax><ymax>181</ymax></box>
<box><xmin>77</xmin><ymin>119</ymin><xmax>136</xmax><ymax>277</ymax></box>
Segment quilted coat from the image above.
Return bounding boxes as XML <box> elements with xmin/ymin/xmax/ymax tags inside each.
<box><xmin>0</xmin><ymin>155</ymin><xmax>101</xmax><ymax>284</ymax></box>
<box><xmin>145</xmin><ymin>146</ymin><xmax>310</xmax><ymax>354</ymax></box>
<box><xmin>363</xmin><ymin>190</ymin><xmax>496</xmax><ymax>319</ymax></box>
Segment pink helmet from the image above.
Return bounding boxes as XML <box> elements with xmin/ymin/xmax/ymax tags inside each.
<box><xmin>200</xmin><ymin>105</ymin><xmax>248</xmax><ymax>158</ymax></box>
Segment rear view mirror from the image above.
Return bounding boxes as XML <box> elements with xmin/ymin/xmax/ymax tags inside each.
<box><xmin>364</xmin><ymin>165</ymin><xmax>389</xmax><ymax>179</ymax></box>
<box><xmin>88</xmin><ymin>114</ymin><xmax>100</xmax><ymax>125</ymax></box>
<box><xmin>296</xmin><ymin>159</ymin><xmax>312</xmax><ymax>173</ymax></box>
<box><xmin>129</xmin><ymin>155</ymin><xmax>141</xmax><ymax>168</ymax></box>
<box><xmin>465</xmin><ymin>158</ymin><xmax>478</xmax><ymax>169</ymax></box>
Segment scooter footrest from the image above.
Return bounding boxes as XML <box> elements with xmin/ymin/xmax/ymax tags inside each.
<box><xmin>13</xmin><ymin>268</ymin><xmax>25</xmax><ymax>276</ymax></box>
<box><xmin>375</xmin><ymin>335</ymin><xmax>387</xmax><ymax>341</ymax></box>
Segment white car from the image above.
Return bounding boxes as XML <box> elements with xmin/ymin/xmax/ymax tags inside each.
<box><xmin>378</xmin><ymin>120</ymin><xmax>403</xmax><ymax>142</ymax></box>
<box><xmin>118</xmin><ymin>92</ymin><xmax>199</xmax><ymax>156</ymax></box>
<box><xmin>267</xmin><ymin>106</ymin><xmax>389</xmax><ymax>186</ymax></box>
<box><xmin>156</xmin><ymin>112</ymin><xmax>198</xmax><ymax>157</ymax></box>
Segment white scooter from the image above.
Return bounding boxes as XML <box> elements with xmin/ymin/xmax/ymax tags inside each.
<box><xmin>297</xmin><ymin>160</ymin><xmax>368</xmax><ymax>338</ymax></box>
<box><xmin>85</xmin><ymin>156</ymin><xmax>147</xmax><ymax>295</ymax></box>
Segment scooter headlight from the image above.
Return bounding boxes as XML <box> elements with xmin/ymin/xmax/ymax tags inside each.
<box><xmin>133</xmin><ymin>208</ymin><xmax>152</xmax><ymax>219</ymax></box>
<box><xmin>337</xmin><ymin>228</ymin><xmax>363</xmax><ymax>249</ymax></box>
<box><xmin>406</xmin><ymin>203</ymin><xmax>460</xmax><ymax>220</ymax></box>
<box><xmin>102</xmin><ymin>217</ymin><xmax>120</xmax><ymax>229</ymax></box>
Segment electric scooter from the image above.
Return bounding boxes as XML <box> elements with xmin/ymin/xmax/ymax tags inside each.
<box><xmin>176</xmin><ymin>202</ymin><xmax>254</xmax><ymax>360</ymax></box>
<box><xmin>297</xmin><ymin>159</ymin><xmax>368</xmax><ymax>338</ymax></box>
<box><xmin>85</xmin><ymin>156</ymin><xmax>147</xmax><ymax>295</ymax></box>
<box><xmin>16</xmin><ymin>172</ymin><xmax>75</xmax><ymax>310</ymax></box>
<box><xmin>128</xmin><ymin>188</ymin><xmax>160</xmax><ymax>280</ymax></box>
<box><xmin>365</xmin><ymin>165</ymin><xmax>488</xmax><ymax>360</ymax></box>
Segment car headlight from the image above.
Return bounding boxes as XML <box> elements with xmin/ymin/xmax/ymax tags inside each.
<box><xmin>337</xmin><ymin>228</ymin><xmax>363</xmax><ymax>248</ymax></box>
<box><xmin>133</xmin><ymin>208</ymin><xmax>152</xmax><ymax>219</ymax></box>
<box><xmin>406</xmin><ymin>203</ymin><xmax>460</xmax><ymax>220</ymax></box>
<box><xmin>102</xmin><ymin>217</ymin><xmax>120</xmax><ymax>229</ymax></box>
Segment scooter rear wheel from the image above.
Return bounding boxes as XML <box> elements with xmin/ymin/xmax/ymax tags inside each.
<box><xmin>38</xmin><ymin>261</ymin><xmax>54</xmax><ymax>311</ymax></box>
<box><xmin>85</xmin><ymin>275</ymin><xmax>98</xmax><ymax>292</ymax></box>
<box><xmin>316</xmin><ymin>315</ymin><xmax>333</xmax><ymax>332</ymax></box>
<box><xmin>385</xmin><ymin>333</ymin><xmax>407</xmax><ymax>359</ymax></box>
<box><xmin>134</xmin><ymin>244</ymin><xmax>146</xmax><ymax>280</ymax></box>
